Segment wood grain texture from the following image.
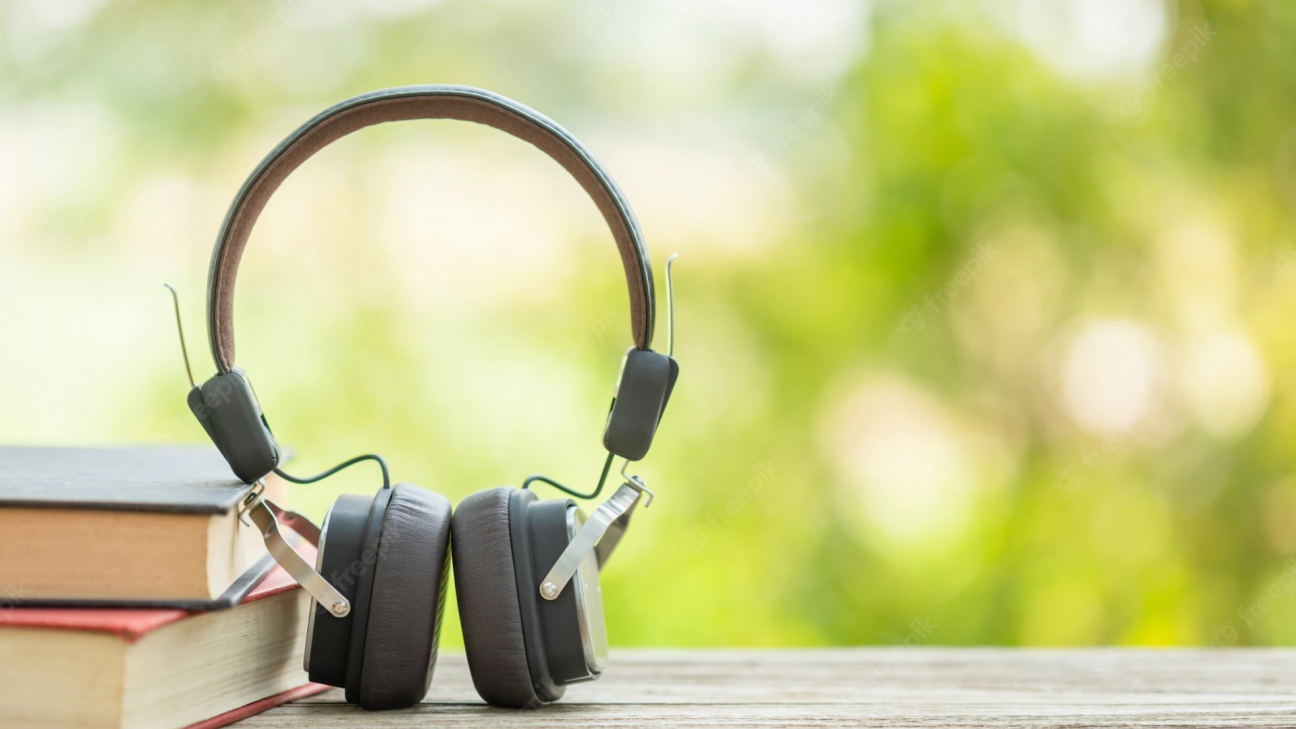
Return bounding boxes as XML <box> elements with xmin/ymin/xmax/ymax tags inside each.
<box><xmin>234</xmin><ymin>649</ymin><xmax>1296</xmax><ymax>727</ymax></box>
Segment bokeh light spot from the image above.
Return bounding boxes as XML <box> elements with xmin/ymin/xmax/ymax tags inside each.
<box><xmin>1060</xmin><ymin>319</ymin><xmax>1165</xmax><ymax>437</ymax></box>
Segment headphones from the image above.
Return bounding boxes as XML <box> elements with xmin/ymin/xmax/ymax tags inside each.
<box><xmin>174</xmin><ymin>86</ymin><xmax>679</xmax><ymax>710</ymax></box>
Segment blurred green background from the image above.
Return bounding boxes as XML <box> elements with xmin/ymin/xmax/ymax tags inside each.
<box><xmin>3</xmin><ymin>0</ymin><xmax>1296</xmax><ymax>649</ymax></box>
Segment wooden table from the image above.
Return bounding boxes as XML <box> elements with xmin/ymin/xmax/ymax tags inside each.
<box><xmin>242</xmin><ymin>649</ymin><xmax>1296</xmax><ymax>727</ymax></box>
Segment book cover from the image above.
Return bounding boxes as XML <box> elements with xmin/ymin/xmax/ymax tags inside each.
<box><xmin>0</xmin><ymin>444</ymin><xmax>283</xmax><ymax>608</ymax></box>
<box><xmin>0</xmin><ymin>561</ymin><xmax>326</xmax><ymax>729</ymax></box>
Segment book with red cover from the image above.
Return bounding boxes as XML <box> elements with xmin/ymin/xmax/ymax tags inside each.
<box><xmin>0</xmin><ymin>559</ymin><xmax>326</xmax><ymax>729</ymax></box>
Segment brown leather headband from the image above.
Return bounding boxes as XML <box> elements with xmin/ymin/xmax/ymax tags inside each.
<box><xmin>207</xmin><ymin>85</ymin><xmax>656</xmax><ymax>372</ymax></box>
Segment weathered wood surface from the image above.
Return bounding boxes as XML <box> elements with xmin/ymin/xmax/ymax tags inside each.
<box><xmin>240</xmin><ymin>648</ymin><xmax>1296</xmax><ymax>727</ymax></box>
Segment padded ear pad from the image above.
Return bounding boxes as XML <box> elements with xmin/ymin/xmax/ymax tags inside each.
<box><xmin>452</xmin><ymin>487</ymin><xmax>545</xmax><ymax>708</ymax></box>
<box><xmin>355</xmin><ymin>483</ymin><xmax>452</xmax><ymax>709</ymax></box>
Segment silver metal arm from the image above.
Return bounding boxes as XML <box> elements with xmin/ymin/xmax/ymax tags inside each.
<box><xmin>540</xmin><ymin>473</ymin><xmax>653</xmax><ymax>600</ymax></box>
<box><xmin>245</xmin><ymin>496</ymin><xmax>351</xmax><ymax>617</ymax></box>
<box><xmin>594</xmin><ymin>488</ymin><xmax>640</xmax><ymax>568</ymax></box>
<box><xmin>264</xmin><ymin>500</ymin><xmax>323</xmax><ymax>545</ymax></box>
<box><xmin>595</xmin><ymin>462</ymin><xmax>654</xmax><ymax>567</ymax></box>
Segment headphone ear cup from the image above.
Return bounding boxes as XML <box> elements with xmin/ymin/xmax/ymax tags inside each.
<box><xmin>452</xmin><ymin>487</ymin><xmax>554</xmax><ymax>708</ymax></box>
<box><xmin>354</xmin><ymin>483</ymin><xmax>452</xmax><ymax>709</ymax></box>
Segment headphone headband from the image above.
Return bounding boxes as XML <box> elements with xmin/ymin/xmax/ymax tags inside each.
<box><xmin>206</xmin><ymin>85</ymin><xmax>656</xmax><ymax>373</ymax></box>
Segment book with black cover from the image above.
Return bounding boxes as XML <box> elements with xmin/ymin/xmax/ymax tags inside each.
<box><xmin>0</xmin><ymin>444</ymin><xmax>285</xmax><ymax>609</ymax></box>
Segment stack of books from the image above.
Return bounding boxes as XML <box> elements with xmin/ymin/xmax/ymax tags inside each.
<box><xmin>0</xmin><ymin>445</ymin><xmax>324</xmax><ymax>729</ymax></box>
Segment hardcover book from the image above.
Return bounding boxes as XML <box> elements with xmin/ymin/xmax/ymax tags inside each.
<box><xmin>0</xmin><ymin>444</ymin><xmax>286</xmax><ymax>608</ymax></box>
<box><xmin>0</xmin><ymin>564</ymin><xmax>326</xmax><ymax>729</ymax></box>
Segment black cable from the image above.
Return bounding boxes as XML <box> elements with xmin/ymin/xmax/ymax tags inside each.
<box><xmin>274</xmin><ymin>453</ymin><xmax>391</xmax><ymax>490</ymax></box>
<box><xmin>523</xmin><ymin>452</ymin><xmax>615</xmax><ymax>500</ymax></box>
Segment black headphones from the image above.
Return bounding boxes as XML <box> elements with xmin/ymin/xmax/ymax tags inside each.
<box><xmin>178</xmin><ymin>85</ymin><xmax>679</xmax><ymax>710</ymax></box>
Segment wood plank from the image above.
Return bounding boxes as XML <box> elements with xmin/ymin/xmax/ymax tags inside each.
<box><xmin>238</xmin><ymin>649</ymin><xmax>1296</xmax><ymax>727</ymax></box>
